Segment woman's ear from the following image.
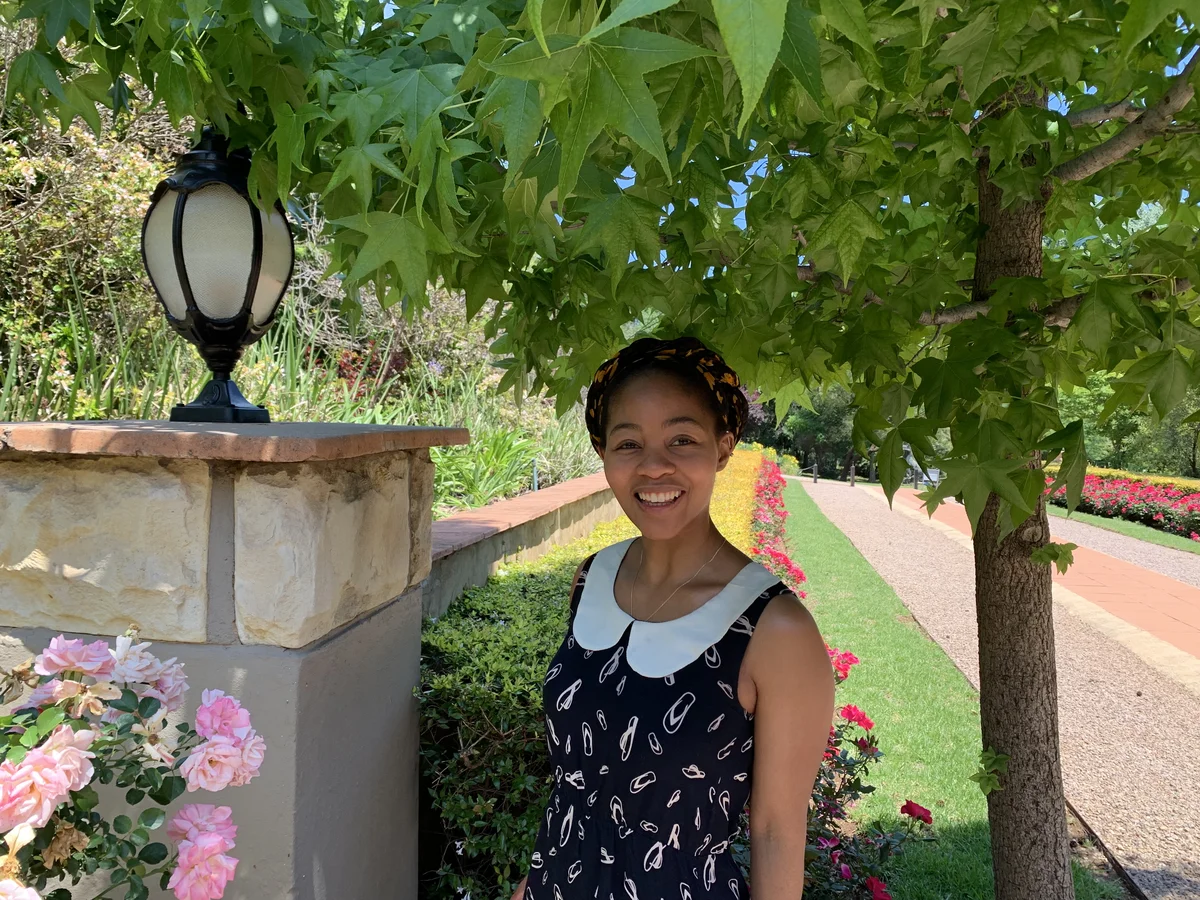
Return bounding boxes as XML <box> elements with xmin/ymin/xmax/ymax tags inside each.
<box><xmin>715</xmin><ymin>432</ymin><xmax>736</xmax><ymax>471</ymax></box>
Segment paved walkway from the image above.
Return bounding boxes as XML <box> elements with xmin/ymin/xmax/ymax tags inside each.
<box><xmin>799</xmin><ymin>480</ymin><xmax>1200</xmax><ymax>900</ymax></box>
<box><xmin>888</xmin><ymin>487</ymin><xmax>1200</xmax><ymax>662</ymax></box>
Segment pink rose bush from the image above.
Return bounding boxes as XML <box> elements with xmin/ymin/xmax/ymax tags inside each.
<box><xmin>731</xmin><ymin>457</ymin><xmax>935</xmax><ymax>899</ymax></box>
<box><xmin>0</xmin><ymin>629</ymin><xmax>264</xmax><ymax>899</ymax></box>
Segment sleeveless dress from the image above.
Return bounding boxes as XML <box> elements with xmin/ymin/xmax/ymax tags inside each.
<box><xmin>524</xmin><ymin>538</ymin><xmax>790</xmax><ymax>900</ymax></box>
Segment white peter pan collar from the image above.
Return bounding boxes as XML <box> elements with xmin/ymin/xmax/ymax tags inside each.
<box><xmin>573</xmin><ymin>538</ymin><xmax>782</xmax><ymax>678</ymax></box>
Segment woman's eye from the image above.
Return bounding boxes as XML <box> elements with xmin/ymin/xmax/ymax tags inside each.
<box><xmin>673</xmin><ymin>436</ymin><xmax>696</xmax><ymax>445</ymax></box>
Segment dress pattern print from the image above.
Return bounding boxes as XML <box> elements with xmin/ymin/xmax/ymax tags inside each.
<box><xmin>525</xmin><ymin>539</ymin><xmax>790</xmax><ymax>900</ymax></box>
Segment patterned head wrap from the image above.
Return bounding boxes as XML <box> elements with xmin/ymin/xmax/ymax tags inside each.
<box><xmin>585</xmin><ymin>337</ymin><xmax>748</xmax><ymax>454</ymax></box>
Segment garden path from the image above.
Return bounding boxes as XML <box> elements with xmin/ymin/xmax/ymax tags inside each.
<box><xmin>888</xmin><ymin>486</ymin><xmax>1200</xmax><ymax>662</ymax></box>
<box><xmin>799</xmin><ymin>479</ymin><xmax>1200</xmax><ymax>900</ymax></box>
<box><xmin>1047</xmin><ymin>512</ymin><xmax>1200</xmax><ymax>591</ymax></box>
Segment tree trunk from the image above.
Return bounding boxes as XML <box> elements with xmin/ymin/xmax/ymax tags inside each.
<box><xmin>971</xmin><ymin>147</ymin><xmax>1075</xmax><ymax>900</ymax></box>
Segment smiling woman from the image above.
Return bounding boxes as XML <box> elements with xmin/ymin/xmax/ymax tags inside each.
<box><xmin>508</xmin><ymin>337</ymin><xmax>835</xmax><ymax>900</ymax></box>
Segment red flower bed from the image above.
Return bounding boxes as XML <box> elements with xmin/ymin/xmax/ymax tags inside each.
<box><xmin>737</xmin><ymin>457</ymin><xmax>933</xmax><ymax>898</ymax></box>
<box><xmin>1046</xmin><ymin>472</ymin><xmax>1200</xmax><ymax>541</ymax></box>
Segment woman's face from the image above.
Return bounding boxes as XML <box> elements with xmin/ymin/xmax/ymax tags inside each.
<box><xmin>600</xmin><ymin>370</ymin><xmax>735</xmax><ymax>541</ymax></box>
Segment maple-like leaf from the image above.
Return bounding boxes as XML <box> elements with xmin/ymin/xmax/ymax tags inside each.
<box><xmin>487</xmin><ymin>29</ymin><xmax>710</xmax><ymax>198</ymax></box>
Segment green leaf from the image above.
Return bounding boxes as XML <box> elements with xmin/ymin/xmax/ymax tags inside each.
<box><xmin>109</xmin><ymin>688</ymin><xmax>139</xmax><ymax>713</ymax></box>
<box><xmin>385</xmin><ymin>63</ymin><xmax>464</xmax><ymax>144</ymax></box>
<box><xmin>113</xmin><ymin>815</ymin><xmax>132</xmax><ymax>835</ymax></box>
<box><xmin>138</xmin><ymin>842</ymin><xmax>169</xmax><ymax>865</ymax></box>
<box><xmin>415</xmin><ymin>0</ymin><xmax>503</xmax><ymax>62</ymax></box>
<box><xmin>711</xmin><ymin>0</ymin><xmax>787</xmax><ymax>133</ymax></box>
<box><xmin>72</xmin><ymin>785</ymin><xmax>99</xmax><ymax>812</ymax></box>
<box><xmin>877</xmin><ymin>428</ymin><xmax>907</xmax><ymax>500</ymax></box>
<box><xmin>334</xmin><ymin>211</ymin><xmax>430</xmax><ymax>302</ymax></box>
<box><xmin>138</xmin><ymin>808</ymin><xmax>166</xmax><ymax>830</ymax></box>
<box><xmin>1119</xmin><ymin>0</ymin><xmax>1189</xmax><ymax>57</ymax></box>
<box><xmin>778</xmin><ymin>0</ymin><xmax>823</xmax><ymax>104</ymax></box>
<box><xmin>582</xmin><ymin>0</ymin><xmax>680</xmax><ymax>41</ymax></box>
<box><xmin>6</xmin><ymin>50</ymin><xmax>67</xmax><ymax>104</ymax></box>
<box><xmin>252</xmin><ymin>0</ymin><xmax>284</xmax><ymax>42</ymax></box>
<box><xmin>941</xmin><ymin>456</ymin><xmax>1032</xmax><ymax>532</ymax></box>
<box><xmin>137</xmin><ymin>696</ymin><xmax>161</xmax><ymax>719</ymax></box>
<box><xmin>496</xmin><ymin>29</ymin><xmax>708</xmax><ymax>197</ymax></box>
<box><xmin>527</xmin><ymin>0</ymin><xmax>550</xmax><ymax>56</ymax></box>
<box><xmin>125</xmin><ymin>788</ymin><xmax>145</xmax><ymax>804</ymax></box>
<box><xmin>1030</xmin><ymin>540</ymin><xmax>1077</xmax><ymax>575</ymax></box>
<box><xmin>575</xmin><ymin>193</ymin><xmax>663</xmax><ymax>293</ymax></box>
<box><xmin>896</xmin><ymin>0</ymin><xmax>954</xmax><ymax>45</ymax></box>
<box><xmin>465</xmin><ymin>259</ymin><xmax>509</xmax><ymax>318</ymax></box>
<box><xmin>1067</xmin><ymin>292</ymin><xmax>1112</xmax><ymax>354</ymax></box>
<box><xmin>17</xmin><ymin>0</ymin><xmax>92</xmax><ymax>46</ymax></box>
<box><xmin>934</xmin><ymin>8</ymin><xmax>1011</xmax><ymax>103</ymax></box>
<box><xmin>478</xmin><ymin>76</ymin><xmax>542</xmax><ymax>180</ymax></box>
<box><xmin>147</xmin><ymin>775</ymin><xmax>186</xmax><ymax>806</ymax></box>
<box><xmin>1039</xmin><ymin>420</ymin><xmax>1085</xmax><ymax>511</ymax></box>
<box><xmin>36</xmin><ymin>706</ymin><xmax>65</xmax><ymax>734</ymax></box>
<box><xmin>804</xmin><ymin>199</ymin><xmax>883</xmax><ymax>285</ymax></box>
<box><xmin>1118</xmin><ymin>348</ymin><xmax>1194</xmax><ymax>418</ymax></box>
<box><xmin>819</xmin><ymin>0</ymin><xmax>874</xmax><ymax>54</ymax></box>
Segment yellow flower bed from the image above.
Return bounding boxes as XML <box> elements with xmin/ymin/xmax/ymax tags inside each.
<box><xmin>586</xmin><ymin>448</ymin><xmax>762</xmax><ymax>552</ymax></box>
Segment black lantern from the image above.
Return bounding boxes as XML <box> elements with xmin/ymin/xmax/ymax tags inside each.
<box><xmin>141</xmin><ymin>127</ymin><xmax>295</xmax><ymax>423</ymax></box>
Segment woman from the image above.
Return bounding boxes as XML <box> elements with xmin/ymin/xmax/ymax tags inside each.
<box><xmin>511</xmin><ymin>337</ymin><xmax>835</xmax><ymax>900</ymax></box>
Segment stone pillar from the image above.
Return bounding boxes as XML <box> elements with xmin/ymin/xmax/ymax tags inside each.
<box><xmin>0</xmin><ymin>422</ymin><xmax>467</xmax><ymax>900</ymax></box>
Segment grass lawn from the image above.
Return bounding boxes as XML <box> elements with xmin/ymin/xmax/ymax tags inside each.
<box><xmin>1046</xmin><ymin>502</ymin><xmax>1200</xmax><ymax>556</ymax></box>
<box><xmin>784</xmin><ymin>482</ymin><xmax>1124</xmax><ymax>900</ymax></box>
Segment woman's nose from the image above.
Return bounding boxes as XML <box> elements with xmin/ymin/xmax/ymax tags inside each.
<box><xmin>636</xmin><ymin>448</ymin><xmax>674</xmax><ymax>477</ymax></box>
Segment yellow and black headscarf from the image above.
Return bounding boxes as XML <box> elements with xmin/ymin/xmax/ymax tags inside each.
<box><xmin>585</xmin><ymin>337</ymin><xmax>748</xmax><ymax>454</ymax></box>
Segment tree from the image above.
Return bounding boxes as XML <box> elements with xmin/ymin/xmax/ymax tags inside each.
<box><xmin>780</xmin><ymin>385</ymin><xmax>858</xmax><ymax>476</ymax></box>
<box><xmin>1058</xmin><ymin>373</ymin><xmax>1145</xmax><ymax>467</ymax></box>
<box><xmin>5</xmin><ymin>0</ymin><xmax>1200</xmax><ymax>896</ymax></box>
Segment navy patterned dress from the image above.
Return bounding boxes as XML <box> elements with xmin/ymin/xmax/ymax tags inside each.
<box><xmin>524</xmin><ymin>538</ymin><xmax>789</xmax><ymax>900</ymax></box>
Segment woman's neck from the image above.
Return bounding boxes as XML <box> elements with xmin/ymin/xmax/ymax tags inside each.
<box><xmin>634</xmin><ymin>514</ymin><xmax>723</xmax><ymax>587</ymax></box>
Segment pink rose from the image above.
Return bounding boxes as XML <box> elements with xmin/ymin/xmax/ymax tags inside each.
<box><xmin>181</xmin><ymin>737</ymin><xmax>243</xmax><ymax>793</ymax></box>
<box><xmin>0</xmin><ymin>880</ymin><xmax>41</xmax><ymax>900</ymax></box>
<box><xmin>195</xmin><ymin>691</ymin><xmax>252</xmax><ymax>741</ymax></box>
<box><xmin>145</xmin><ymin>660</ymin><xmax>189</xmax><ymax>712</ymax></box>
<box><xmin>39</xmin><ymin>725</ymin><xmax>96</xmax><ymax>792</ymax></box>
<box><xmin>0</xmin><ymin>750</ymin><xmax>71</xmax><ymax>833</ymax></box>
<box><xmin>25</xmin><ymin>679</ymin><xmax>83</xmax><ymax>708</ymax></box>
<box><xmin>167</xmin><ymin>833</ymin><xmax>238</xmax><ymax>900</ymax></box>
<box><xmin>168</xmin><ymin>805</ymin><xmax>237</xmax><ymax>848</ymax></box>
<box><xmin>232</xmin><ymin>732</ymin><xmax>265</xmax><ymax>787</ymax></box>
<box><xmin>34</xmin><ymin>636</ymin><xmax>114</xmax><ymax>679</ymax></box>
<box><xmin>168</xmin><ymin>835</ymin><xmax>237</xmax><ymax>897</ymax></box>
<box><xmin>109</xmin><ymin>635</ymin><xmax>165</xmax><ymax>685</ymax></box>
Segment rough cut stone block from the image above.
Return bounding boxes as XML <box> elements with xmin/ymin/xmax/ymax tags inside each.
<box><xmin>234</xmin><ymin>454</ymin><xmax>412</xmax><ymax>647</ymax></box>
<box><xmin>0</xmin><ymin>458</ymin><xmax>210</xmax><ymax>640</ymax></box>
<box><xmin>408</xmin><ymin>449</ymin><xmax>434</xmax><ymax>586</ymax></box>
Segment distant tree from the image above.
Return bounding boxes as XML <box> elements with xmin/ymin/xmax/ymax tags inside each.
<box><xmin>1058</xmin><ymin>374</ymin><xmax>1145</xmax><ymax>468</ymax></box>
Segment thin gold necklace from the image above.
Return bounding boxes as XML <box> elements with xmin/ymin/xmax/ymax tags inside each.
<box><xmin>630</xmin><ymin>534</ymin><xmax>727</xmax><ymax>622</ymax></box>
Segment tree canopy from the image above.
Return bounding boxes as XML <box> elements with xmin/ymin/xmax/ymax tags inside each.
<box><xmin>6</xmin><ymin>1</ymin><xmax>1200</xmax><ymax>897</ymax></box>
<box><xmin>4</xmin><ymin>0</ymin><xmax>1199</xmax><ymax>539</ymax></box>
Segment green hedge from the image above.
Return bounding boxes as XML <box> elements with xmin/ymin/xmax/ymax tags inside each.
<box><xmin>418</xmin><ymin>521</ymin><xmax>635</xmax><ymax>899</ymax></box>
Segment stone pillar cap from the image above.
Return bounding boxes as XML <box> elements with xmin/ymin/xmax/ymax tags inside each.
<box><xmin>0</xmin><ymin>421</ymin><xmax>469</xmax><ymax>463</ymax></box>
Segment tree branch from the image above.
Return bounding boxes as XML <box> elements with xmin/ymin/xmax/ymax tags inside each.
<box><xmin>1065</xmin><ymin>97</ymin><xmax>1141</xmax><ymax>127</ymax></box>
<box><xmin>1052</xmin><ymin>52</ymin><xmax>1200</xmax><ymax>183</ymax></box>
<box><xmin>797</xmin><ymin>264</ymin><xmax>883</xmax><ymax>305</ymax></box>
<box><xmin>918</xmin><ymin>279</ymin><xmax>1193</xmax><ymax>327</ymax></box>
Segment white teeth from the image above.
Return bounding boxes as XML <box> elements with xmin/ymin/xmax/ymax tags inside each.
<box><xmin>638</xmin><ymin>491</ymin><xmax>681</xmax><ymax>503</ymax></box>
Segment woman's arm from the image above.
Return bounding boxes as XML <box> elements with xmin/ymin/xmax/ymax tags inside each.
<box><xmin>746</xmin><ymin>595</ymin><xmax>836</xmax><ymax>898</ymax></box>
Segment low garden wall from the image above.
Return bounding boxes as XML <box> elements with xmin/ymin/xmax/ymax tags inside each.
<box><xmin>422</xmin><ymin>472</ymin><xmax>620</xmax><ymax>618</ymax></box>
